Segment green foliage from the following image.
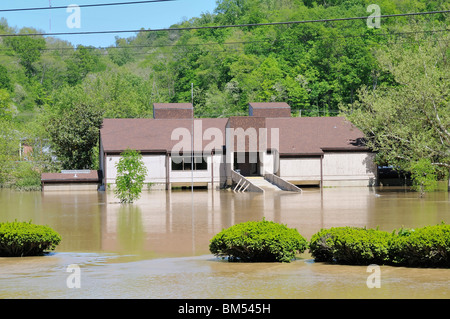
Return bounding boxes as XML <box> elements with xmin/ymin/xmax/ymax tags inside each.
<box><xmin>389</xmin><ymin>224</ymin><xmax>450</xmax><ymax>268</ymax></box>
<box><xmin>4</xmin><ymin>31</ymin><xmax>46</xmax><ymax>76</ymax></box>
<box><xmin>209</xmin><ymin>219</ymin><xmax>308</xmax><ymax>262</ymax></box>
<box><xmin>343</xmin><ymin>28</ymin><xmax>450</xmax><ymax>187</ymax></box>
<box><xmin>309</xmin><ymin>224</ymin><xmax>450</xmax><ymax>267</ymax></box>
<box><xmin>46</xmin><ymin>103</ymin><xmax>103</xmax><ymax>169</ymax></box>
<box><xmin>10</xmin><ymin>161</ymin><xmax>42</xmax><ymax>191</ymax></box>
<box><xmin>409</xmin><ymin>159</ymin><xmax>438</xmax><ymax>196</ymax></box>
<box><xmin>0</xmin><ymin>89</ymin><xmax>14</xmax><ymax>119</ymax></box>
<box><xmin>309</xmin><ymin>227</ymin><xmax>392</xmax><ymax>265</ymax></box>
<box><xmin>66</xmin><ymin>45</ymin><xmax>105</xmax><ymax>86</ymax></box>
<box><xmin>0</xmin><ymin>118</ymin><xmax>19</xmax><ymax>185</ymax></box>
<box><xmin>0</xmin><ymin>221</ymin><xmax>61</xmax><ymax>257</ymax></box>
<box><xmin>0</xmin><ymin>65</ymin><xmax>13</xmax><ymax>92</ymax></box>
<box><xmin>109</xmin><ymin>38</ymin><xmax>135</xmax><ymax>66</ymax></box>
<box><xmin>114</xmin><ymin>149</ymin><xmax>148</xmax><ymax>203</ymax></box>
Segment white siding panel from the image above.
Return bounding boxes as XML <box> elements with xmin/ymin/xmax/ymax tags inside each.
<box><xmin>279</xmin><ymin>158</ymin><xmax>321</xmax><ymax>181</ymax></box>
<box><xmin>323</xmin><ymin>152</ymin><xmax>377</xmax><ymax>179</ymax></box>
<box><xmin>106</xmin><ymin>155</ymin><xmax>167</xmax><ymax>184</ymax></box>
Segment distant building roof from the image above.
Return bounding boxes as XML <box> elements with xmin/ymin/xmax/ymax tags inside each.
<box><xmin>248</xmin><ymin>102</ymin><xmax>291</xmax><ymax>118</ymax></box>
<box><xmin>41</xmin><ymin>170</ymin><xmax>100</xmax><ymax>183</ymax></box>
<box><xmin>153</xmin><ymin>103</ymin><xmax>193</xmax><ymax>119</ymax></box>
<box><xmin>249</xmin><ymin>102</ymin><xmax>291</xmax><ymax>109</ymax></box>
<box><xmin>153</xmin><ymin>103</ymin><xmax>193</xmax><ymax>109</ymax></box>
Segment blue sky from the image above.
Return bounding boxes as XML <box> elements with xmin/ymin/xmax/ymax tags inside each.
<box><xmin>1</xmin><ymin>0</ymin><xmax>218</xmax><ymax>47</ymax></box>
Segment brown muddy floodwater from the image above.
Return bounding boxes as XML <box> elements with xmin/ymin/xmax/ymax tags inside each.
<box><xmin>0</xmin><ymin>187</ymin><xmax>449</xmax><ymax>299</ymax></box>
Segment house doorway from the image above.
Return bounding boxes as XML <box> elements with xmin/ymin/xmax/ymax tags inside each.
<box><xmin>234</xmin><ymin>152</ymin><xmax>260</xmax><ymax>176</ymax></box>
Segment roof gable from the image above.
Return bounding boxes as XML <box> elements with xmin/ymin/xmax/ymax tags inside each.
<box><xmin>248</xmin><ymin>102</ymin><xmax>291</xmax><ymax>118</ymax></box>
<box><xmin>153</xmin><ymin>103</ymin><xmax>193</xmax><ymax>119</ymax></box>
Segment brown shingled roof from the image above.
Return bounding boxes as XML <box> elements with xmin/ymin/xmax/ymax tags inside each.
<box><xmin>153</xmin><ymin>103</ymin><xmax>193</xmax><ymax>119</ymax></box>
<box><xmin>153</xmin><ymin>103</ymin><xmax>193</xmax><ymax>109</ymax></box>
<box><xmin>249</xmin><ymin>102</ymin><xmax>291</xmax><ymax>109</ymax></box>
<box><xmin>100</xmin><ymin>118</ymin><xmax>228</xmax><ymax>153</ymax></box>
<box><xmin>248</xmin><ymin>102</ymin><xmax>292</xmax><ymax>118</ymax></box>
<box><xmin>266</xmin><ymin>117</ymin><xmax>367</xmax><ymax>155</ymax></box>
<box><xmin>41</xmin><ymin>170</ymin><xmax>100</xmax><ymax>183</ymax></box>
<box><xmin>100</xmin><ymin>116</ymin><xmax>367</xmax><ymax>155</ymax></box>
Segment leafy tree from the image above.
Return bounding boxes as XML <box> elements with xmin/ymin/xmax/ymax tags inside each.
<box><xmin>46</xmin><ymin>103</ymin><xmax>103</xmax><ymax>169</ymax></box>
<box><xmin>0</xmin><ymin>89</ymin><xmax>14</xmax><ymax>119</ymax></box>
<box><xmin>0</xmin><ymin>65</ymin><xmax>13</xmax><ymax>92</ymax></box>
<box><xmin>343</xmin><ymin>31</ymin><xmax>449</xmax><ymax>190</ymax></box>
<box><xmin>409</xmin><ymin>159</ymin><xmax>438</xmax><ymax>197</ymax></box>
<box><xmin>108</xmin><ymin>38</ymin><xmax>135</xmax><ymax>66</ymax></box>
<box><xmin>0</xmin><ymin>118</ymin><xmax>19</xmax><ymax>185</ymax></box>
<box><xmin>34</xmin><ymin>52</ymin><xmax>68</xmax><ymax>92</ymax></box>
<box><xmin>66</xmin><ymin>45</ymin><xmax>104</xmax><ymax>86</ymax></box>
<box><xmin>51</xmin><ymin>70</ymin><xmax>153</xmax><ymax>118</ymax></box>
<box><xmin>4</xmin><ymin>29</ymin><xmax>46</xmax><ymax>76</ymax></box>
<box><xmin>114</xmin><ymin>149</ymin><xmax>148</xmax><ymax>203</ymax></box>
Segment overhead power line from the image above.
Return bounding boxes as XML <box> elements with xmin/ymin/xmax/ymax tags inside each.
<box><xmin>0</xmin><ymin>28</ymin><xmax>444</xmax><ymax>52</ymax></box>
<box><xmin>0</xmin><ymin>10</ymin><xmax>448</xmax><ymax>38</ymax></box>
<box><xmin>0</xmin><ymin>0</ymin><xmax>176</xmax><ymax>13</ymax></box>
<box><xmin>0</xmin><ymin>28</ymin><xmax>445</xmax><ymax>57</ymax></box>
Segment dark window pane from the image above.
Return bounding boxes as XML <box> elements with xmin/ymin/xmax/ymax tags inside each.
<box><xmin>171</xmin><ymin>157</ymin><xmax>183</xmax><ymax>171</ymax></box>
<box><xmin>195</xmin><ymin>156</ymin><xmax>207</xmax><ymax>170</ymax></box>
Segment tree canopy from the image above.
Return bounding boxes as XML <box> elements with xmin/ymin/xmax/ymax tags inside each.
<box><xmin>342</xmin><ymin>30</ymin><xmax>449</xmax><ymax>188</ymax></box>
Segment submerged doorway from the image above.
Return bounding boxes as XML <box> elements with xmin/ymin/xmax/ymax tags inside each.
<box><xmin>234</xmin><ymin>152</ymin><xmax>260</xmax><ymax>176</ymax></box>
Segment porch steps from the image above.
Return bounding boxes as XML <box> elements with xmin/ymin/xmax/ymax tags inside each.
<box><xmin>246</xmin><ymin>176</ymin><xmax>282</xmax><ymax>192</ymax></box>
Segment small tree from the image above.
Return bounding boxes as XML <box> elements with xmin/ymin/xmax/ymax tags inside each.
<box><xmin>410</xmin><ymin>159</ymin><xmax>438</xmax><ymax>197</ymax></box>
<box><xmin>114</xmin><ymin>149</ymin><xmax>148</xmax><ymax>203</ymax></box>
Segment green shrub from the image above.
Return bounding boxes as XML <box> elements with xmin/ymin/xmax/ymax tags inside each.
<box><xmin>309</xmin><ymin>224</ymin><xmax>450</xmax><ymax>268</ymax></box>
<box><xmin>309</xmin><ymin>227</ymin><xmax>392</xmax><ymax>265</ymax></box>
<box><xmin>389</xmin><ymin>224</ymin><xmax>450</xmax><ymax>267</ymax></box>
<box><xmin>0</xmin><ymin>221</ymin><xmax>62</xmax><ymax>257</ymax></box>
<box><xmin>209</xmin><ymin>219</ymin><xmax>307</xmax><ymax>263</ymax></box>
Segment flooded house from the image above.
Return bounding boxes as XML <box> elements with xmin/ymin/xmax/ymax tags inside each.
<box><xmin>98</xmin><ymin>102</ymin><xmax>377</xmax><ymax>192</ymax></box>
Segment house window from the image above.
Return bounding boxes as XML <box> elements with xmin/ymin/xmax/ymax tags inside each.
<box><xmin>172</xmin><ymin>155</ymin><xmax>207</xmax><ymax>171</ymax></box>
<box><xmin>195</xmin><ymin>156</ymin><xmax>207</xmax><ymax>170</ymax></box>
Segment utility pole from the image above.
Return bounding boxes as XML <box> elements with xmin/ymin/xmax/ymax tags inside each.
<box><xmin>191</xmin><ymin>83</ymin><xmax>194</xmax><ymax>191</ymax></box>
<box><xmin>49</xmin><ymin>1</ymin><xmax>52</xmax><ymax>31</ymax></box>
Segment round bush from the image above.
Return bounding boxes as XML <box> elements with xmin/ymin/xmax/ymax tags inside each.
<box><xmin>389</xmin><ymin>224</ymin><xmax>450</xmax><ymax>267</ymax></box>
<box><xmin>0</xmin><ymin>221</ymin><xmax>62</xmax><ymax>257</ymax></box>
<box><xmin>209</xmin><ymin>219</ymin><xmax>307</xmax><ymax>263</ymax></box>
<box><xmin>309</xmin><ymin>227</ymin><xmax>392</xmax><ymax>265</ymax></box>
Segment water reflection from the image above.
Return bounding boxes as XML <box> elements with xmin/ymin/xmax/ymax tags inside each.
<box><xmin>1</xmin><ymin>187</ymin><xmax>449</xmax><ymax>258</ymax></box>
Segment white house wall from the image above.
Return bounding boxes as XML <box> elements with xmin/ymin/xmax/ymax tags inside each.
<box><xmin>105</xmin><ymin>154</ymin><xmax>225</xmax><ymax>188</ymax></box>
<box><xmin>279</xmin><ymin>152</ymin><xmax>377</xmax><ymax>186</ymax></box>
<box><xmin>260</xmin><ymin>151</ymin><xmax>275</xmax><ymax>175</ymax></box>
<box><xmin>106</xmin><ymin>155</ymin><xmax>167</xmax><ymax>185</ymax></box>
<box><xmin>103</xmin><ymin>152</ymin><xmax>377</xmax><ymax>188</ymax></box>
<box><xmin>279</xmin><ymin>158</ymin><xmax>321</xmax><ymax>182</ymax></box>
<box><xmin>322</xmin><ymin>152</ymin><xmax>377</xmax><ymax>186</ymax></box>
